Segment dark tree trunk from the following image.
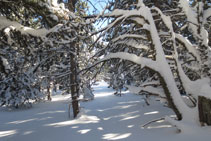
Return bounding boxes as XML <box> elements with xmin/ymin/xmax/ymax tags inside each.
<box><xmin>68</xmin><ymin>0</ymin><xmax>79</xmax><ymax>119</ymax></box>
<box><xmin>47</xmin><ymin>81</ymin><xmax>52</xmax><ymax>101</ymax></box>
<box><xmin>198</xmin><ymin>96</ymin><xmax>211</xmax><ymax>126</ymax></box>
<box><xmin>70</xmin><ymin>43</ymin><xmax>79</xmax><ymax>118</ymax></box>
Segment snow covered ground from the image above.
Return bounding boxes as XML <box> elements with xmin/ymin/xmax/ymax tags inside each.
<box><xmin>0</xmin><ymin>81</ymin><xmax>211</xmax><ymax>141</ymax></box>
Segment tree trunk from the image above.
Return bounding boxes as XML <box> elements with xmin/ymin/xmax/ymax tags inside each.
<box><xmin>198</xmin><ymin>96</ymin><xmax>211</xmax><ymax>126</ymax></box>
<box><xmin>47</xmin><ymin>79</ymin><xmax>52</xmax><ymax>101</ymax></box>
<box><xmin>70</xmin><ymin>42</ymin><xmax>79</xmax><ymax>118</ymax></box>
<box><xmin>68</xmin><ymin>0</ymin><xmax>79</xmax><ymax>119</ymax></box>
<box><xmin>47</xmin><ymin>86</ymin><xmax>52</xmax><ymax>101</ymax></box>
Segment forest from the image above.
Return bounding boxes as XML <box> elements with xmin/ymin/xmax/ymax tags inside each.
<box><xmin>0</xmin><ymin>0</ymin><xmax>211</xmax><ymax>140</ymax></box>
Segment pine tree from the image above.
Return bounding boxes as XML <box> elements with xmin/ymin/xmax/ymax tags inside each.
<box><xmin>0</xmin><ymin>0</ymin><xmax>94</xmax><ymax>113</ymax></box>
<box><xmin>93</xmin><ymin>0</ymin><xmax>211</xmax><ymax>130</ymax></box>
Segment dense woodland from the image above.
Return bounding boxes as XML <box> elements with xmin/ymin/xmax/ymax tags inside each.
<box><xmin>0</xmin><ymin>0</ymin><xmax>211</xmax><ymax>132</ymax></box>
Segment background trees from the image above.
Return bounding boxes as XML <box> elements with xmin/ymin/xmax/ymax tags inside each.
<box><xmin>0</xmin><ymin>0</ymin><xmax>94</xmax><ymax>118</ymax></box>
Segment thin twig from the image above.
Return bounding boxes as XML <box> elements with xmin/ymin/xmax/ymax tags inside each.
<box><xmin>142</xmin><ymin>117</ymin><xmax>165</xmax><ymax>128</ymax></box>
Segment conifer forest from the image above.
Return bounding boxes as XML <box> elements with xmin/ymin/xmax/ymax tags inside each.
<box><xmin>0</xmin><ymin>0</ymin><xmax>211</xmax><ymax>141</ymax></box>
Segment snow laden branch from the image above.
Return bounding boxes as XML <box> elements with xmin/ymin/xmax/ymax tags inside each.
<box><xmin>113</xmin><ymin>40</ymin><xmax>149</xmax><ymax>51</ymax></box>
<box><xmin>142</xmin><ymin>5</ymin><xmax>194</xmax><ymax>122</ymax></box>
<box><xmin>112</xmin><ymin>34</ymin><xmax>147</xmax><ymax>42</ymax></box>
<box><xmin>82</xmin><ymin>52</ymin><xmax>156</xmax><ymax>75</ymax></box>
<box><xmin>0</xmin><ymin>16</ymin><xmax>63</xmax><ymax>38</ymax></box>
<box><xmin>89</xmin><ymin>6</ymin><xmax>149</xmax><ymax>45</ymax></box>
<box><xmin>17</xmin><ymin>0</ymin><xmax>70</xmax><ymax>27</ymax></box>
<box><xmin>175</xmin><ymin>34</ymin><xmax>200</xmax><ymax>62</ymax></box>
<box><xmin>125</xmin><ymin>85</ymin><xmax>165</xmax><ymax>98</ymax></box>
<box><xmin>102</xmin><ymin>52</ymin><xmax>157</xmax><ymax>69</ymax></box>
<box><xmin>179</xmin><ymin>0</ymin><xmax>209</xmax><ymax>46</ymax></box>
<box><xmin>152</xmin><ymin>7</ymin><xmax>201</xmax><ymax>62</ymax></box>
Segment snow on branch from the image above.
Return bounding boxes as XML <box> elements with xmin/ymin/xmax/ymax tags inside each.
<box><xmin>179</xmin><ymin>0</ymin><xmax>198</xmax><ymax>31</ymax></box>
<box><xmin>177</xmin><ymin>62</ymin><xmax>211</xmax><ymax>100</ymax></box>
<box><xmin>102</xmin><ymin>52</ymin><xmax>158</xmax><ymax>70</ymax></box>
<box><xmin>151</xmin><ymin>7</ymin><xmax>201</xmax><ymax>63</ymax></box>
<box><xmin>26</xmin><ymin>0</ymin><xmax>71</xmax><ymax>26</ymax></box>
<box><xmin>112</xmin><ymin>34</ymin><xmax>147</xmax><ymax>42</ymax></box>
<box><xmin>179</xmin><ymin>0</ymin><xmax>209</xmax><ymax>46</ymax></box>
<box><xmin>175</xmin><ymin>34</ymin><xmax>200</xmax><ymax>62</ymax></box>
<box><xmin>129</xmin><ymin>17</ymin><xmax>146</xmax><ymax>27</ymax></box>
<box><xmin>114</xmin><ymin>40</ymin><xmax>149</xmax><ymax>50</ymax></box>
<box><xmin>83</xmin><ymin>52</ymin><xmax>157</xmax><ymax>76</ymax></box>
<box><xmin>125</xmin><ymin>85</ymin><xmax>165</xmax><ymax>97</ymax></box>
<box><xmin>105</xmin><ymin>9</ymin><xmax>132</xmax><ymax>17</ymax></box>
<box><xmin>0</xmin><ymin>16</ymin><xmax>63</xmax><ymax>37</ymax></box>
<box><xmin>103</xmin><ymin>7</ymin><xmax>149</xmax><ymax>27</ymax></box>
<box><xmin>203</xmin><ymin>8</ymin><xmax>211</xmax><ymax>24</ymax></box>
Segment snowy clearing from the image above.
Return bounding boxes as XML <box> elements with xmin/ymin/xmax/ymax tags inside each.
<box><xmin>0</xmin><ymin>81</ymin><xmax>211</xmax><ymax>141</ymax></box>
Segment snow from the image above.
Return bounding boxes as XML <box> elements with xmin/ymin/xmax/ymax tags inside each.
<box><xmin>137</xmin><ymin>4</ymin><xmax>193</xmax><ymax>119</ymax></box>
<box><xmin>38</xmin><ymin>0</ymin><xmax>69</xmax><ymax>21</ymax></box>
<box><xmin>102</xmin><ymin>52</ymin><xmax>157</xmax><ymax>70</ymax></box>
<box><xmin>115</xmin><ymin>40</ymin><xmax>148</xmax><ymax>50</ymax></box>
<box><xmin>0</xmin><ymin>16</ymin><xmax>63</xmax><ymax>37</ymax></box>
<box><xmin>82</xmin><ymin>86</ymin><xmax>94</xmax><ymax>100</ymax></box>
<box><xmin>179</xmin><ymin>0</ymin><xmax>198</xmax><ymax>34</ymax></box>
<box><xmin>98</xmin><ymin>2</ymin><xmax>201</xmax><ymax>122</ymax></box>
<box><xmin>203</xmin><ymin>8</ymin><xmax>211</xmax><ymax>24</ymax></box>
<box><xmin>1</xmin><ymin>81</ymin><xmax>211</xmax><ymax>141</ymax></box>
<box><xmin>125</xmin><ymin>85</ymin><xmax>165</xmax><ymax>97</ymax></box>
<box><xmin>94</xmin><ymin>0</ymin><xmax>211</xmax><ymax>128</ymax></box>
<box><xmin>112</xmin><ymin>34</ymin><xmax>147</xmax><ymax>42</ymax></box>
<box><xmin>179</xmin><ymin>0</ymin><xmax>209</xmax><ymax>46</ymax></box>
<box><xmin>1</xmin><ymin>57</ymin><xmax>10</xmax><ymax>70</ymax></box>
<box><xmin>177</xmin><ymin>62</ymin><xmax>211</xmax><ymax>100</ymax></box>
<box><xmin>175</xmin><ymin>34</ymin><xmax>200</xmax><ymax>62</ymax></box>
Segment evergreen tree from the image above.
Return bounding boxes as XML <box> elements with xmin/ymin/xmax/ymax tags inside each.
<box><xmin>93</xmin><ymin>0</ymin><xmax>211</xmax><ymax>130</ymax></box>
<box><xmin>0</xmin><ymin>0</ymin><xmax>94</xmax><ymax>115</ymax></box>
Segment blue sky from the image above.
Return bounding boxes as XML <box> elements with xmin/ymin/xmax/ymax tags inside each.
<box><xmin>87</xmin><ymin>0</ymin><xmax>108</xmax><ymax>15</ymax></box>
<box><xmin>86</xmin><ymin>0</ymin><xmax>109</xmax><ymax>30</ymax></box>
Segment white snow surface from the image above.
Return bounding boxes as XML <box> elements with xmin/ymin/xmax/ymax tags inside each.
<box><xmin>0</xmin><ymin>81</ymin><xmax>211</xmax><ymax>141</ymax></box>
